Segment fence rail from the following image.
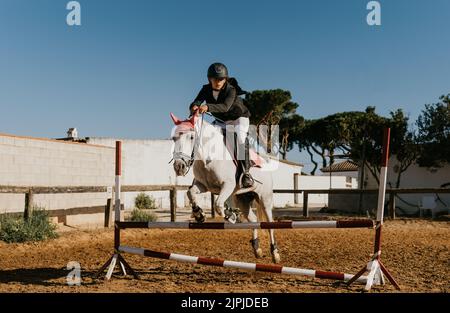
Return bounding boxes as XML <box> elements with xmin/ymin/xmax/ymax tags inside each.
<box><xmin>1</xmin><ymin>185</ymin><xmax>449</xmax><ymax>224</ymax></box>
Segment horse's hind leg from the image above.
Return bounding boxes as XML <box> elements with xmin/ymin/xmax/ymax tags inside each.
<box><xmin>235</xmin><ymin>195</ymin><xmax>262</xmax><ymax>258</ymax></box>
<box><xmin>259</xmin><ymin>195</ymin><xmax>280</xmax><ymax>263</ymax></box>
<box><xmin>187</xmin><ymin>180</ymin><xmax>207</xmax><ymax>223</ymax></box>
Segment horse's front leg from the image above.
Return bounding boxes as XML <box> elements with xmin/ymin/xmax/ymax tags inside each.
<box><xmin>187</xmin><ymin>180</ymin><xmax>207</xmax><ymax>223</ymax></box>
<box><xmin>214</xmin><ymin>182</ymin><xmax>236</xmax><ymax>220</ymax></box>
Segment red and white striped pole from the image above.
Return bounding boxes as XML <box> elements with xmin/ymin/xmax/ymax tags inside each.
<box><xmin>118</xmin><ymin>245</ymin><xmax>369</xmax><ymax>284</ymax></box>
<box><xmin>374</xmin><ymin>128</ymin><xmax>390</xmax><ymax>259</ymax></box>
<box><xmin>114</xmin><ymin>141</ymin><xmax>122</xmax><ymax>251</ymax></box>
<box><xmin>347</xmin><ymin>128</ymin><xmax>400</xmax><ymax>290</ymax></box>
<box><xmin>116</xmin><ymin>220</ymin><xmax>374</xmax><ymax>230</ymax></box>
<box><xmin>104</xmin><ymin>141</ymin><xmax>123</xmax><ymax>279</ymax></box>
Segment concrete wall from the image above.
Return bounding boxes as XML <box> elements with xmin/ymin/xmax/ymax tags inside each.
<box><xmin>364</xmin><ymin>156</ymin><xmax>450</xmax><ymax>215</ymax></box>
<box><xmin>0</xmin><ymin>133</ymin><xmax>115</xmax><ymax>226</ymax></box>
<box><xmin>328</xmin><ymin>193</ymin><xmax>378</xmax><ymax>214</ymax></box>
<box><xmin>298</xmin><ymin>175</ymin><xmax>358</xmax><ymax>209</ymax></box>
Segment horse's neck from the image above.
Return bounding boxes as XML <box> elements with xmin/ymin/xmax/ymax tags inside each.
<box><xmin>195</xmin><ymin>122</ymin><xmax>231</xmax><ymax>162</ymax></box>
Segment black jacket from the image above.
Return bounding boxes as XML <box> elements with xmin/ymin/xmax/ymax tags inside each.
<box><xmin>189</xmin><ymin>83</ymin><xmax>251</xmax><ymax>121</ymax></box>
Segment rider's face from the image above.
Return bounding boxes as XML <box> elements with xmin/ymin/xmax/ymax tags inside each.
<box><xmin>209</xmin><ymin>77</ymin><xmax>227</xmax><ymax>90</ymax></box>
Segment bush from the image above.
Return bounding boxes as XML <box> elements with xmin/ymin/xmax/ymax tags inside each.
<box><xmin>0</xmin><ymin>209</ymin><xmax>58</xmax><ymax>243</ymax></box>
<box><xmin>129</xmin><ymin>208</ymin><xmax>157</xmax><ymax>222</ymax></box>
<box><xmin>134</xmin><ymin>193</ymin><xmax>157</xmax><ymax>210</ymax></box>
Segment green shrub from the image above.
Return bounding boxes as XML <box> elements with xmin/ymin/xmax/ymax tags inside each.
<box><xmin>0</xmin><ymin>209</ymin><xmax>58</xmax><ymax>243</ymax></box>
<box><xmin>134</xmin><ymin>193</ymin><xmax>157</xmax><ymax>210</ymax></box>
<box><xmin>129</xmin><ymin>208</ymin><xmax>157</xmax><ymax>222</ymax></box>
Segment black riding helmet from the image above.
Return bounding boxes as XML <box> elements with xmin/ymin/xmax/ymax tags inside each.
<box><xmin>207</xmin><ymin>63</ymin><xmax>228</xmax><ymax>79</ymax></box>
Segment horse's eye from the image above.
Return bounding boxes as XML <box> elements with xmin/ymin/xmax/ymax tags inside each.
<box><xmin>190</xmin><ymin>135</ymin><xmax>194</xmax><ymax>140</ymax></box>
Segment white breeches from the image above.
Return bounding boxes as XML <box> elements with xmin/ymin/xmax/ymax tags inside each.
<box><xmin>224</xmin><ymin>117</ymin><xmax>249</xmax><ymax>145</ymax></box>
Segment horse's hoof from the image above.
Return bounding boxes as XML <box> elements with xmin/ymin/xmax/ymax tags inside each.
<box><xmin>192</xmin><ymin>206</ymin><xmax>205</xmax><ymax>223</ymax></box>
<box><xmin>225</xmin><ymin>212</ymin><xmax>237</xmax><ymax>224</ymax></box>
<box><xmin>195</xmin><ymin>214</ymin><xmax>205</xmax><ymax>223</ymax></box>
<box><xmin>254</xmin><ymin>248</ymin><xmax>263</xmax><ymax>258</ymax></box>
<box><xmin>272</xmin><ymin>251</ymin><xmax>281</xmax><ymax>264</ymax></box>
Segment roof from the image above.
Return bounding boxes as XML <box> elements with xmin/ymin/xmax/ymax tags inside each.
<box><xmin>279</xmin><ymin>158</ymin><xmax>303</xmax><ymax>167</ymax></box>
<box><xmin>265</xmin><ymin>154</ymin><xmax>303</xmax><ymax>167</ymax></box>
<box><xmin>320</xmin><ymin>160</ymin><xmax>359</xmax><ymax>173</ymax></box>
<box><xmin>0</xmin><ymin>132</ymin><xmax>111</xmax><ymax>149</ymax></box>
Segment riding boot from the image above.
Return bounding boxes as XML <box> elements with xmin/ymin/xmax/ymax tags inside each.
<box><xmin>239</xmin><ymin>136</ymin><xmax>254</xmax><ymax>188</ymax></box>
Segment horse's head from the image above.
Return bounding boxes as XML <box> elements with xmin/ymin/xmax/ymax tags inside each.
<box><xmin>170</xmin><ymin>112</ymin><xmax>198</xmax><ymax>176</ymax></box>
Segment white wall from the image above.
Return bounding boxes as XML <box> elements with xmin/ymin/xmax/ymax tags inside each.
<box><xmin>0</xmin><ymin>133</ymin><xmax>115</xmax><ymax>226</ymax></box>
<box><xmin>297</xmin><ymin>175</ymin><xmax>358</xmax><ymax>208</ymax></box>
<box><xmin>364</xmin><ymin>156</ymin><xmax>450</xmax><ymax>214</ymax></box>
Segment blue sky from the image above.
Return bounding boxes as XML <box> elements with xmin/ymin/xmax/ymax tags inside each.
<box><xmin>1</xmin><ymin>0</ymin><xmax>449</xmax><ymax>170</ymax></box>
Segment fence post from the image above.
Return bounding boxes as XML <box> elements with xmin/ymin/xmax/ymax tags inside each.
<box><xmin>170</xmin><ymin>188</ymin><xmax>177</xmax><ymax>222</ymax></box>
<box><xmin>293</xmin><ymin>173</ymin><xmax>299</xmax><ymax>204</ymax></box>
<box><xmin>210</xmin><ymin>193</ymin><xmax>215</xmax><ymax>218</ymax></box>
<box><xmin>388</xmin><ymin>191</ymin><xmax>396</xmax><ymax>220</ymax></box>
<box><xmin>104</xmin><ymin>195</ymin><xmax>114</xmax><ymax>228</ymax></box>
<box><xmin>303</xmin><ymin>191</ymin><xmax>309</xmax><ymax>217</ymax></box>
<box><xmin>24</xmin><ymin>190</ymin><xmax>34</xmax><ymax>220</ymax></box>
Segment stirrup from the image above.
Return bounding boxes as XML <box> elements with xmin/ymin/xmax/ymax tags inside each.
<box><xmin>235</xmin><ymin>174</ymin><xmax>257</xmax><ymax>195</ymax></box>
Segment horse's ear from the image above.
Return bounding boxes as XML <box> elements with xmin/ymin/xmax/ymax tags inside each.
<box><xmin>170</xmin><ymin>112</ymin><xmax>182</xmax><ymax>125</ymax></box>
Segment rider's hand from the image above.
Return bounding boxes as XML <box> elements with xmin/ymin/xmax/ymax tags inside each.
<box><xmin>191</xmin><ymin>105</ymin><xmax>199</xmax><ymax>114</ymax></box>
<box><xmin>199</xmin><ymin>105</ymin><xmax>208</xmax><ymax>113</ymax></box>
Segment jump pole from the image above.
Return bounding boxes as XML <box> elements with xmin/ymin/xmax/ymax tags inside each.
<box><xmin>347</xmin><ymin>128</ymin><xmax>400</xmax><ymax>291</ymax></box>
<box><xmin>116</xmin><ymin>220</ymin><xmax>374</xmax><ymax>229</ymax></box>
<box><xmin>95</xmin><ymin>141</ymin><xmax>139</xmax><ymax>279</ymax></box>
<box><xmin>118</xmin><ymin>245</ymin><xmax>369</xmax><ymax>284</ymax></box>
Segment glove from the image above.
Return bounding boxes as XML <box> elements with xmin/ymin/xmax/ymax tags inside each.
<box><xmin>191</xmin><ymin>105</ymin><xmax>199</xmax><ymax>114</ymax></box>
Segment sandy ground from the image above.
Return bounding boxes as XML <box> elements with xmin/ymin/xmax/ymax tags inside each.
<box><xmin>0</xmin><ymin>218</ymin><xmax>448</xmax><ymax>293</ymax></box>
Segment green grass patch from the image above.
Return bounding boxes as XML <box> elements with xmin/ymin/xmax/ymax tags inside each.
<box><xmin>0</xmin><ymin>208</ymin><xmax>58</xmax><ymax>243</ymax></box>
<box><xmin>128</xmin><ymin>208</ymin><xmax>157</xmax><ymax>222</ymax></box>
<box><xmin>134</xmin><ymin>193</ymin><xmax>157</xmax><ymax>210</ymax></box>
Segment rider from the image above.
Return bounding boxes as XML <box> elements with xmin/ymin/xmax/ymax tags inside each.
<box><xmin>189</xmin><ymin>62</ymin><xmax>254</xmax><ymax>188</ymax></box>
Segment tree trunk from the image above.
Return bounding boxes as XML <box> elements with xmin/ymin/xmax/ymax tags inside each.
<box><xmin>306</xmin><ymin>146</ymin><xmax>318</xmax><ymax>175</ymax></box>
<box><xmin>311</xmin><ymin>145</ymin><xmax>327</xmax><ymax>169</ymax></box>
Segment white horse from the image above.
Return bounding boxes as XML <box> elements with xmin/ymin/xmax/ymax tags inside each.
<box><xmin>170</xmin><ymin>112</ymin><xmax>281</xmax><ymax>263</ymax></box>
